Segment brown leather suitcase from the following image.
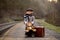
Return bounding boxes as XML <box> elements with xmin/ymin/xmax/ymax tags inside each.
<box><xmin>35</xmin><ymin>26</ymin><xmax>45</xmax><ymax>37</ymax></box>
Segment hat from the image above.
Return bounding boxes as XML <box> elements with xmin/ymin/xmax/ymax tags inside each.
<box><xmin>26</xmin><ymin>8</ymin><xmax>33</xmax><ymax>11</ymax></box>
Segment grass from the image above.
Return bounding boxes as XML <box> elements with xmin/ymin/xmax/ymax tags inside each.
<box><xmin>36</xmin><ymin>19</ymin><xmax>60</xmax><ymax>33</ymax></box>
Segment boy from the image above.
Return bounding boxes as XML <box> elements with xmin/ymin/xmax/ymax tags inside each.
<box><xmin>24</xmin><ymin>8</ymin><xmax>35</xmax><ymax>25</ymax></box>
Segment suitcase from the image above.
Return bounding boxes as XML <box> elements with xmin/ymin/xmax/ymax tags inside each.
<box><xmin>35</xmin><ymin>26</ymin><xmax>45</xmax><ymax>37</ymax></box>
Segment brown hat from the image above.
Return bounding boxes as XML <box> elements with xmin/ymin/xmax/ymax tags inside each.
<box><xmin>26</xmin><ymin>8</ymin><xmax>33</xmax><ymax>11</ymax></box>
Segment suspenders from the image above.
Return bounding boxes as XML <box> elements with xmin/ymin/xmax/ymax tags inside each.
<box><xmin>28</xmin><ymin>16</ymin><xmax>30</xmax><ymax>22</ymax></box>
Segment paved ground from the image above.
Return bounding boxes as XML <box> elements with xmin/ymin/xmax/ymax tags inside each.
<box><xmin>0</xmin><ymin>22</ymin><xmax>60</xmax><ymax>40</ymax></box>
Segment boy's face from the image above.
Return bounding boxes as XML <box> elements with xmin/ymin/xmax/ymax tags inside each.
<box><xmin>26</xmin><ymin>11</ymin><xmax>33</xmax><ymax>14</ymax></box>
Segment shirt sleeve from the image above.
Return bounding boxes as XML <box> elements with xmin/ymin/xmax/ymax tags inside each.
<box><xmin>32</xmin><ymin>16</ymin><xmax>35</xmax><ymax>24</ymax></box>
<box><xmin>24</xmin><ymin>16</ymin><xmax>28</xmax><ymax>24</ymax></box>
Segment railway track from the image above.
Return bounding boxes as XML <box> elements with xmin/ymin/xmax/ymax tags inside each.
<box><xmin>0</xmin><ymin>22</ymin><xmax>18</xmax><ymax>35</ymax></box>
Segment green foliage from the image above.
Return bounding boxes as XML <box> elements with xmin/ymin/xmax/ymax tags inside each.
<box><xmin>13</xmin><ymin>17</ymin><xmax>23</xmax><ymax>21</ymax></box>
<box><xmin>37</xmin><ymin>19</ymin><xmax>60</xmax><ymax>33</ymax></box>
<box><xmin>0</xmin><ymin>0</ymin><xmax>32</xmax><ymax>9</ymax></box>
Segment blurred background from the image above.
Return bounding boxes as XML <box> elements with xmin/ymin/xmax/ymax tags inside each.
<box><xmin>0</xmin><ymin>0</ymin><xmax>60</xmax><ymax>26</ymax></box>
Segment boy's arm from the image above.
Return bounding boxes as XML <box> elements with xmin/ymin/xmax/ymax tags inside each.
<box><xmin>24</xmin><ymin>16</ymin><xmax>28</xmax><ymax>24</ymax></box>
<box><xmin>32</xmin><ymin>16</ymin><xmax>35</xmax><ymax>24</ymax></box>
